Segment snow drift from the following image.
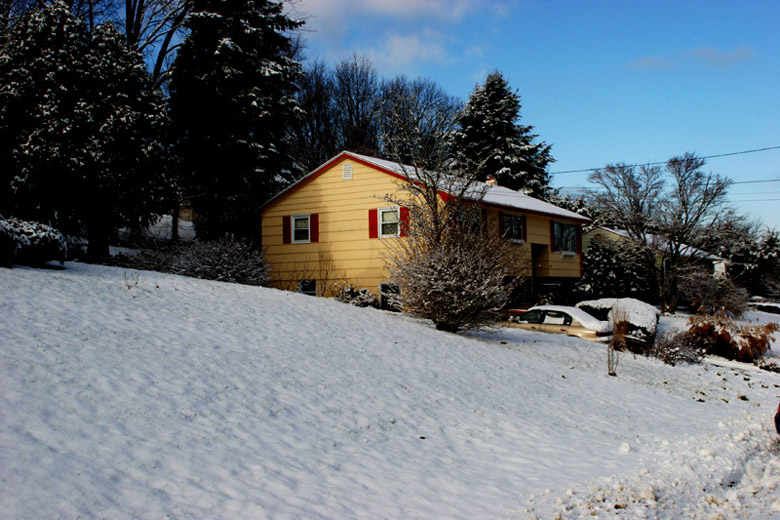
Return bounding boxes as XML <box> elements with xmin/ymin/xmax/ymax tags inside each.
<box><xmin>2</xmin><ymin>263</ymin><xmax>779</xmax><ymax>519</ymax></box>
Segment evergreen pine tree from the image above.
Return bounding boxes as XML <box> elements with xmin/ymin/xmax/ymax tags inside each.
<box><xmin>168</xmin><ymin>0</ymin><xmax>303</xmax><ymax>239</ymax></box>
<box><xmin>450</xmin><ymin>71</ymin><xmax>553</xmax><ymax>198</ymax></box>
<box><xmin>0</xmin><ymin>3</ymin><xmax>170</xmax><ymax>260</ymax></box>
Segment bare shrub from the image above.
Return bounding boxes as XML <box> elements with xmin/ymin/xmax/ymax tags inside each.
<box><xmin>678</xmin><ymin>268</ymin><xmax>748</xmax><ymax>316</ymax></box>
<box><xmin>172</xmin><ymin>236</ymin><xmax>269</xmax><ymax>286</ymax></box>
<box><xmin>754</xmin><ymin>358</ymin><xmax>780</xmax><ymax>374</ymax></box>
<box><xmin>607</xmin><ymin>307</ymin><xmax>628</xmax><ymax>376</ymax></box>
<box><xmin>335</xmin><ymin>286</ymin><xmax>379</xmax><ymax>308</ymax></box>
<box><xmin>686</xmin><ymin>311</ymin><xmax>778</xmax><ymax>362</ymax></box>
<box><xmin>649</xmin><ymin>330</ymin><xmax>705</xmax><ymax>366</ymax></box>
<box><xmin>112</xmin><ymin>235</ymin><xmax>269</xmax><ymax>286</ymax></box>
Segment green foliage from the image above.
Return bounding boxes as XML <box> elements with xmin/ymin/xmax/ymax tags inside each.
<box><xmin>169</xmin><ymin>0</ymin><xmax>303</xmax><ymax>239</ymax></box>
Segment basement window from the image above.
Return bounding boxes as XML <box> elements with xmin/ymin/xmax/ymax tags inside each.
<box><xmin>298</xmin><ymin>279</ymin><xmax>317</xmax><ymax>296</ymax></box>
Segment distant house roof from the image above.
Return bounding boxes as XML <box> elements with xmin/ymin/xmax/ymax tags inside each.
<box><xmin>586</xmin><ymin>226</ymin><xmax>726</xmax><ymax>262</ymax></box>
<box><xmin>260</xmin><ymin>151</ymin><xmax>590</xmax><ymax>223</ymax></box>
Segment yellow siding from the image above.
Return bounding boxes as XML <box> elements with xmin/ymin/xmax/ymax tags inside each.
<box><xmin>261</xmin><ymin>158</ymin><xmax>585</xmax><ymax>296</ymax></box>
<box><xmin>582</xmin><ymin>227</ymin><xmax>624</xmax><ymax>252</ymax></box>
<box><xmin>262</xmin><ymin>159</ymin><xmax>409</xmax><ymax>297</ymax></box>
<box><xmin>535</xmin><ymin>216</ymin><xmax>583</xmax><ymax>278</ymax></box>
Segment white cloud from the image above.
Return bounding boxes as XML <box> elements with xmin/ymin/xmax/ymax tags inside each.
<box><xmin>626</xmin><ymin>45</ymin><xmax>756</xmax><ymax>71</ymax></box>
<box><xmin>687</xmin><ymin>46</ymin><xmax>755</xmax><ymax>68</ymax></box>
<box><xmin>297</xmin><ymin>0</ymin><xmax>480</xmax><ymax>24</ymax></box>
<box><xmin>360</xmin><ymin>30</ymin><xmax>453</xmax><ymax>74</ymax></box>
<box><xmin>627</xmin><ymin>56</ymin><xmax>674</xmax><ymax>70</ymax></box>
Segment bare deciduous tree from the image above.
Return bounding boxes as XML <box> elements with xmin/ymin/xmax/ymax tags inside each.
<box><xmin>588</xmin><ymin>162</ymin><xmax>664</xmax><ymax>241</ymax></box>
<box><xmin>122</xmin><ymin>0</ymin><xmax>193</xmax><ymax>87</ymax></box>
<box><xmin>380</xmin><ymin>96</ymin><xmax>522</xmax><ymax>333</ymax></box>
<box><xmin>377</xmin><ymin>75</ymin><xmax>461</xmax><ymax>169</ymax></box>
<box><xmin>333</xmin><ymin>54</ymin><xmax>379</xmax><ymax>156</ymax></box>
<box><xmin>292</xmin><ymin>58</ymin><xmax>339</xmax><ymax>174</ymax></box>
<box><xmin>588</xmin><ymin>153</ymin><xmax>732</xmax><ymax>311</ymax></box>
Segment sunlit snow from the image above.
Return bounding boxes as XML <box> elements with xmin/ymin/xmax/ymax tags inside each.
<box><xmin>1</xmin><ymin>263</ymin><xmax>779</xmax><ymax>518</ymax></box>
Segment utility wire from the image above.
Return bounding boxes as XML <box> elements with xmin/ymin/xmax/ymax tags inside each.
<box><xmin>729</xmin><ymin>198</ymin><xmax>780</xmax><ymax>202</ymax></box>
<box><xmin>729</xmin><ymin>190</ymin><xmax>780</xmax><ymax>195</ymax></box>
<box><xmin>731</xmin><ymin>178</ymin><xmax>780</xmax><ymax>185</ymax></box>
<box><xmin>550</xmin><ymin>145</ymin><xmax>780</xmax><ymax>175</ymax></box>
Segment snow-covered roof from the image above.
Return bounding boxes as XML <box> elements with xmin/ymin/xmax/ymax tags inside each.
<box><xmin>262</xmin><ymin>151</ymin><xmax>590</xmax><ymax>223</ymax></box>
<box><xmin>589</xmin><ymin>226</ymin><xmax>726</xmax><ymax>262</ymax></box>
<box><xmin>346</xmin><ymin>152</ymin><xmax>590</xmax><ymax>222</ymax></box>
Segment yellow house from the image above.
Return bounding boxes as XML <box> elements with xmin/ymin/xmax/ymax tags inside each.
<box><xmin>259</xmin><ymin>151</ymin><xmax>590</xmax><ymax>305</ymax></box>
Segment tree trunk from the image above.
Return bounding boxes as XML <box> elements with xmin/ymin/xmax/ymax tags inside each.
<box><xmin>171</xmin><ymin>200</ymin><xmax>180</xmax><ymax>242</ymax></box>
<box><xmin>86</xmin><ymin>215</ymin><xmax>110</xmax><ymax>262</ymax></box>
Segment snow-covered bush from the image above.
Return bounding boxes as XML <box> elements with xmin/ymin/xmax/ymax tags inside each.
<box><xmin>112</xmin><ymin>244</ymin><xmax>180</xmax><ymax>273</ymax></box>
<box><xmin>576</xmin><ymin>297</ymin><xmax>660</xmax><ymax>349</ymax></box>
<box><xmin>649</xmin><ymin>331</ymin><xmax>705</xmax><ymax>366</ymax></box>
<box><xmin>0</xmin><ymin>216</ymin><xmax>67</xmax><ymax>266</ymax></box>
<box><xmin>685</xmin><ymin>311</ymin><xmax>778</xmax><ymax>362</ymax></box>
<box><xmin>112</xmin><ymin>236</ymin><xmax>269</xmax><ymax>286</ymax></box>
<box><xmin>335</xmin><ymin>286</ymin><xmax>379</xmax><ymax>308</ymax></box>
<box><xmin>172</xmin><ymin>236</ymin><xmax>269</xmax><ymax>286</ymax></box>
<box><xmin>576</xmin><ymin>239</ymin><xmax>657</xmax><ymax>303</ymax></box>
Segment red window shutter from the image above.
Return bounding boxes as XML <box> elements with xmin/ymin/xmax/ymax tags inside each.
<box><xmin>498</xmin><ymin>212</ymin><xmax>505</xmax><ymax>237</ymax></box>
<box><xmin>282</xmin><ymin>216</ymin><xmax>291</xmax><ymax>244</ymax></box>
<box><xmin>368</xmin><ymin>209</ymin><xmax>378</xmax><ymax>239</ymax></box>
<box><xmin>550</xmin><ymin>220</ymin><xmax>557</xmax><ymax>251</ymax></box>
<box><xmin>310</xmin><ymin>213</ymin><xmax>319</xmax><ymax>243</ymax></box>
<box><xmin>400</xmin><ymin>207</ymin><xmax>409</xmax><ymax>237</ymax></box>
<box><xmin>522</xmin><ymin>215</ymin><xmax>528</xmax><ymax>242</ymax></box>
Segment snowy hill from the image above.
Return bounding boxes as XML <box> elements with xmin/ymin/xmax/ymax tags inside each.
<box><xmin>2</xmin><ymin>263</ymin><xmax>779</xmax><ymax>519</ymax></box>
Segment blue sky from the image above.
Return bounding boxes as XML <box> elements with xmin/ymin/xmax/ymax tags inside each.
<box><xmin>289</xmin><ymin>0</ymin><xmax>780</xmax><ymax>230</ymax></box>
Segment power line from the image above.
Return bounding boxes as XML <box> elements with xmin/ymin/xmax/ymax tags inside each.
<box><xmin>731</xmin><ymin>178</ymin><xmax>780</xmax><ymax>185</ymax></box>
<box><xmin>729</xmin><ymin>198</ymin><xmax>780</xmax><ymax>202</ymax></box>
<box><xmin>729</xmin><ymin>190</ymin><xmax>780</xmax><ymax>195</ymax></box>
<box><xmin>550</xmin><ymin>145</ymin><xmax>780</xmax><ymax>175</ymax></box>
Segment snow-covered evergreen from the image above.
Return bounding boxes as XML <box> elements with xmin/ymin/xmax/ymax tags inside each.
<box><xmin>449</xmin><ymin>71</ymin><xmax>553</xmax><ymax>198</ymax></box>
<box><xmin>577</xmin><ymin>239</ymin><xmax>657</xmax><ymax>303</ymax></box>
<box><xmin>0</xmin><ymin>3</ymin><xmax>170</xmax><ymax>259</ymax></box>
<box><xmin>168</xmin><ymin>0</ymin><xmax>303</xmax><ymax>239</ymax></box>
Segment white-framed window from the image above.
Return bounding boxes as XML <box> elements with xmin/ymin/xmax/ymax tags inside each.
<box><xmin>298</xmin><ymin>279</ymin><xmax>317</xmax><ymax>296</ymax></box>
<box><xmin>292</xmin><ymin>214</ymin><xmax>310</xmax><ymax>243</ymax></box>
<box><xmin>553</xmin><ymin>221</ymin><xmax>577</xmax><ymax>254</ymax></box>
<box><xmin>502</xmin><ymin>213</ymin><xmax>525</xmax><ymax>243</ymax></box>
<box><xmin>378</xmin><ymin>207</ymin><xmax>400</xmax><ymax>238</ymax></box>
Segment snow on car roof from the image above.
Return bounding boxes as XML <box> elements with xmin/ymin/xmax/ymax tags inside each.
<box><xmin>530</xmin><ymin>305</ymin><xmax>612</xmax><ymax>332</ymax></box>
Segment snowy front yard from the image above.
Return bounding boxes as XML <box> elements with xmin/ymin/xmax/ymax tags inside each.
<box><xmin>1</xmin><ymin>263</ymin><xmax>779</xmax><ymax>519</ymax></box>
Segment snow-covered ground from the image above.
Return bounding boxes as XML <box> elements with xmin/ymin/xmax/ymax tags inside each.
<box><xmin>2</xmin><ymin>263</ymin><xmax>779</xmax><ymax>519</ymax></box>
